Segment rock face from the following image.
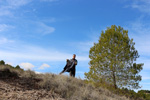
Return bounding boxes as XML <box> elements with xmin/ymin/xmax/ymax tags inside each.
<box><xmin>0</xmin><ymin>79</ymin><xmax>64</xmax><ymax>100</ymax></box>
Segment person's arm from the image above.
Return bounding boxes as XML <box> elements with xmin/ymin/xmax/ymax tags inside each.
<box><xmin>75</xmin><ymin>60</ymin><xmax>77</xmax><ymax>65</ymax></box>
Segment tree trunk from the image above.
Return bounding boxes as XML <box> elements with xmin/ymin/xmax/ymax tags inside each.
<box><xmin>112</xmin><ymin>71</ymin><xmax>117</xmax><ymax>89</ymax></box>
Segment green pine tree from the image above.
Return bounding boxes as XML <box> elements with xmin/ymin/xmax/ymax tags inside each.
<box><xmin>85</xmin><ymin>25</ymin><xmax>143</xmax><ymax>89</ymax></box>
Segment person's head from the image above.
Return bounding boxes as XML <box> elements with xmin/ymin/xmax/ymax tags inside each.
<box><xmin>73</xmin><ymin>54</ymin><xmax>76</xmax><ymax>59</ymax></box>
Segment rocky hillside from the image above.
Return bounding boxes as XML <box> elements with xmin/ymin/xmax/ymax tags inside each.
<box><xmin>0</xmin><ymin>65</ymin><xmax>129</xmax><ymax>100</ymax></box>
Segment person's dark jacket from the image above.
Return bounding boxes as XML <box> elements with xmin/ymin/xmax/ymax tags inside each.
<box><xmin>64</xmin><ymin>59</ymin><xmax>77</xmax><ymax>72</ymax></box>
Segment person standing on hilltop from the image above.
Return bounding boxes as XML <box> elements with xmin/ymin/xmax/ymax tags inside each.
<box><xmin>60</xmin><ymin>54</ymin><xmax>77</xmax><ymax>77</ymax></box>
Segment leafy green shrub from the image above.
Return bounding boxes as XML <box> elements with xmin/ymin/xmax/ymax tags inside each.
<box><xmin>15</xmin><ymin>65</ymin><xmax>20</xmax><ymax>69</ymax></box>
<box><xmin>0</xmin><ymin>60</ymin><xmax>5</xmax><ymax>65</ymax></box>
<box><xmin>138</xmin><ymin>90</ymin><xmax>150</xmax><ymax>100</ymax></box>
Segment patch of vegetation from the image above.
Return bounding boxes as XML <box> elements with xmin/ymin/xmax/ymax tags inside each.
<box><xmin>0</xmin><ymin>60</ymin><xmax>5</xmax><ymax>65</ymax></box>
<box><xmin>138</xmin><ymin>90</ymin><xmax>150</xmax><ymax>100</ymax></box>
<box><xmin>0</xmin><ymin>60</ymin><xmax>128</xmax><ymax>100</ymax></box>
<box><xmin>0</xmin><ymin>59</ymin><xmax>149</xmax><ymax>100</ymax></box>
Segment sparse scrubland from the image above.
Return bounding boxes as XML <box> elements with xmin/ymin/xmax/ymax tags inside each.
<box><xmin>0</xmin><ymin>62</ymin><xmax>128</xmax><ymax>100</ymax></box>
<box><xmin>0</xmin><ymin>61</ymin><xmax>149</xmax><ymax>100</ymax></box>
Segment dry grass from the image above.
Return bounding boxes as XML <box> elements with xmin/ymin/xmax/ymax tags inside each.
<box><xmin>37</xmin><ymin>73</ymin><xmax>129</xmax><ymax>100</ymax></box>
<box><xmin>0</xmin><ymin>65</ymin><xmax>129</xmax><ymax>100</ymax></box>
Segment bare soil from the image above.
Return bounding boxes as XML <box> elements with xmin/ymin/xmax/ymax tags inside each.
<box><xmin>0</xmin><ymin>77</ymin><xmax>64</xmax><ymax>100</ymax></box>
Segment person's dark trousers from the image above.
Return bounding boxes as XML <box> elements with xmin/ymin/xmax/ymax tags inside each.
<box><xmin>69</xmin><ymin>68</ymin><xmax>75</xmax><ymax>77</ymax></box>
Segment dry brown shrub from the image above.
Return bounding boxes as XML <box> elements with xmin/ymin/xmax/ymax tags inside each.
<box><xmin>0</xmin><ymin>65</ymin><xmax>130</xmax><ymax>100</ymax></box>
<box><xmin>38</xmin><ymin>73</ymin><xmax>129</xmax><ymax>100</ymax></box>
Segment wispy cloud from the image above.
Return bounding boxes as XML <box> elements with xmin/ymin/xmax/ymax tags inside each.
<box><xmin>71</xmin><ymin>29</ymin><xmax>100</xmax><ymax>52</ymax></box>
<box><xmin>0</xmin><ymin>24</ymin><xmax>14</xmax><ymax>32</ymax></box>
<box><xmin>0</xmin><ymin>0</ymin><xmax>32</xmax><ymax>16</ymax></box>
<box><xmin>36</xmin><ymin>22</ymin><xmax>55</xmax><ymax>35</ymax></box>
<box><xmin>0</xmin><ymin>37</ymin><xmax>14</xmax><ymax>44</ymax></box>
<box><xmin>0</xmin><ymin>42</ymin><xmax>89</xmax><ymax>63</ymax></box>
<box><xmin>6</xmin><ymin>0</ymin><xmax>32</xmax><ymax>8</ymax></box>
<box><xmin>125</xmin><ymin>0</ymin><xmax>150</xmax><ymax>14</ymax></box>
<box><xmin>125</xmin><ymin>18</ymin><xmax>150</xmax><ymax>88</ymax></box>
<box><xmin>0</xmin><ymin>1</ymin><xmax>56</xmax><ymax>37</ymax></box>
<box><xmin>142</xmin><ymin>77</ymin><xmax>150</xmax><ymax>80</ymax></box>
<box><xmin>125</xmin><ymin>18</ymin><xmax>150</xmax><ymax>56</ymax></box>
<box><xmin>12</xmin><ymin>21</ymin><xmax>55</xmax><ymax>36</ymax></box>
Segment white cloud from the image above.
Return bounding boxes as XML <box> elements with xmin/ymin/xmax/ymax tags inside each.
<box><xmin>0</xmin><ymin>24</ymin><xmax>14</xmax><ymax>32</ymax></box>
<box><xmin>126</xmin><ymin>0</ymin><xmax>150</xmax><ymax>14</ymax></box>
<box><xmin>125</xmin><ymin>19</ymin><xmax>150</xmax><ymax>90</ymax></box>
<box><xmin>20</xmin><ymin>62</ymin><xmax>35</xmax><ymax>70</ymax></box>
<box><xmin>125</xmin><ymin>18</ymin><xmax>150</xmax><ymax>56</ymax></box>
<box><xmin>142</xmin><ymin>77</ymin><xmax>150</xmax><ymax>80</ymax></box>
<box><xmin>35</xmin><ymin>71</ymin><xmax>43</xmax><ymax>74</ymax></box>
<box><xmin>124</xmin><ymin>19</ymin><xmax>150</xmax><ymax>81</ymax></box>
<box><xmin>39</xmin><ymin>63</ymin><xmax>50</xmax><ymax>69</ymax></box>
<box><xmin>6</xmin><ymin>0</ymin><xmax>32</xmax><ymax>7</ymax></box>
<box><xmin>37</xmin><ymin>22</ymin><xmax>55</xmax><ymax>35</ymax></box>
<box><xmin>0</xmin><ymin>1</ymin><xmax>55</xmax><ymax>36</ymax></box>
<box><xmin>0</xmin><ymin>37</ymin><xmax>14</xmax><ymax>44</ymax></box>
<box><xmin>0</xmin><ymin>44</ymin><xmax>89</xmax><ymax>63</ymax></box>
<box><xmin>0</xmin><ymin>0</ymin><xmax>32</xmax><ymax>16</ymax></box>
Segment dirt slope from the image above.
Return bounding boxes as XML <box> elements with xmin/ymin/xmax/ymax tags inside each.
<box><xmin>0</xmin><ymin>78</ymin><xmax>64</xmax><ymax>100</ymax></box>
<box><xmin>0</xmin><ymin>65</ymin><xmax>129</xmax><ymax>100</ymax></box>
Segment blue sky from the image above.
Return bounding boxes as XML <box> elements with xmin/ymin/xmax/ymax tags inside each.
<box><xmin>0</xmin><ymin>0</ymin><xmax>150</xmax><ymax>91</ymax></box>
